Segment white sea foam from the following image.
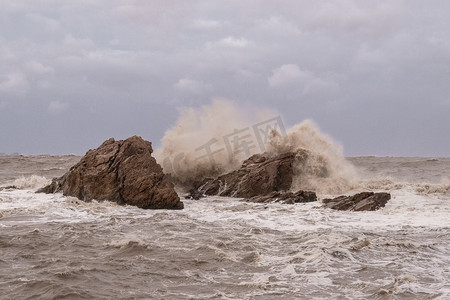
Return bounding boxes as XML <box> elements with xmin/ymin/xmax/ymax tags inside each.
<box><xmin>4</xmin><ymin>175</ymin><xmax>50</xmax><ymax>190</ymax></box>
<box><xmin>1</xmin><ymin>177</ymin><xmax>448</xmax><ymax>230</ymax></box>
<box><xmin>1</xmin><ymin>182</ymin><xmax>449</xmax><ymax>298</ymax></box>
<box><xmin>0</xmin><ymin>189</ymin><xmax>154</xmax><ymax>226</ymax></box>
<box><xmin>267</xmin><ymin>120</ymin><xmax>358</xmax><ymax>195</ymax></box>
<box><xmin>1</xmin><ymin>155</ymin><xmax>449</xmax><ymax>299</ymax></box>
<box><xmin>104</xmin><ymin>235</ymin><xmax>150</xmax><ymax>249</ymax></box>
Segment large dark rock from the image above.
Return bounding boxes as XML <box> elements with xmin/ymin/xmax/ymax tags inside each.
<box><xmin>196</xmin><ymin>152</ymin><xmax>299</xmax><ymax>198</ymax></box>
<box><xmin>322</xmin><ymin>192</ymin><xmax>391</xmax><ymax>211</ymax></box>
<box><xmin>38</xmin><ymin>136</ymin><xmax>183</xmax><ymax>209</ymax></box>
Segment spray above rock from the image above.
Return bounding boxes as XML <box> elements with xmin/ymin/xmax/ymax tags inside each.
<box><xmin>155</xmin><ymin>99</ymin><xmax>358</xmax><ymax>195</ymax></box>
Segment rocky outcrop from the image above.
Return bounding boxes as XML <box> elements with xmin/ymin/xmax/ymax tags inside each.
<box><xmin>247</xmin><ymin>190</ymin><xmax>317</xmax><ymax>204</ymax></box>
<box><xmin>322</xmin><ymin>192</ymin><xmax>391</xmax><ymax>211</ymax></box>
<box><xmin>196</xmin><ymin>152</ymin><xmax>299</xmax><ymax>198</ymax></box>
<box><xmin>183</xmin><ymin>150</ymin><xmax>391</xmax><ymax>211</ymax></box>
<box><xmin>188</xmin><ymin>150</ymin><xmax>319</xmax><ymax>204</ymax></box>
<box><xmin>38</xmin><ymin>136</ymin><xmax>183</xmax><ymax>210</ymax></box>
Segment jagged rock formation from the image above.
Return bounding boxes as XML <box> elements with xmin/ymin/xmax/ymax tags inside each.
<box><xmin>187</xmin><ymin>150</ymin><xmax>390</xmax><ymax>210</ymax></box>
<box><xmin>322</xmin><ymin>192</ymin><xmax>391</xmax><ymax>211</ymax></box>
<box><xmin>38</xmin><ymin>136</ymin><xmax>183</xmax><ymax>210</ymax></box>
<box><xmin>196</xmin><ymin>152</ymin><xmax>297</xmax><ymax>198</ymax></box>
<box><xmin>189</xmin><ymin>151</ymin><xmax>317</xmax><ymax>203</ymax></box>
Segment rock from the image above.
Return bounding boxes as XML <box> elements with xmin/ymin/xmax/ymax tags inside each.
<box><xmin>184</xmin><ymin>188</ymin><xmax>204</xmax><ymax>200</ymax></box>
<box><xmin>292</xmin><ymin>190</ymin><xmax>318</xmax><ymax>203</ymax></box>
<box><xmin>192</xmin><ymin>177</ymin><xmax>220</xmax><ymax>196</ymax></box>
<box><xmin>37</xmin><ymin>136</ymin><xmax>183</xmax><ymax>210</ymax></box>
<box><xmin>197</xmin><ymin>152</ymin><xmax>300</xmax><ymax>198</ymax></box>
<box><xmin>0</xmin><ymin>185</ymin><xmax>18</xmax><ymax>191</ymax></box>
<box><xmin>322</xmin><ymin>192</ymin><xmax>391</xmax><ymax>211</ymax></box>
<box><xmin>248</xmin><ymin>190</ymin><xmax>317</xmax><ymax>204</ymax></box>
<box><xmin>37</xmin><ymin>182</ymin><xmax>58</xmax><ymax>194</ymax></box>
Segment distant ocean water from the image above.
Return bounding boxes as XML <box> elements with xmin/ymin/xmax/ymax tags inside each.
<box><xmin>0</xmin><ymin>155</ymin><xmax>449</xmax><ymax>299</ymax></box>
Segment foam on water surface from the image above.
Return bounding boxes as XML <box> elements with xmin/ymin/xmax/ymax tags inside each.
<box><xmin>1</xmin><ymin>155</ymin><xmax>450</xmax><ymax>299</ymax></box>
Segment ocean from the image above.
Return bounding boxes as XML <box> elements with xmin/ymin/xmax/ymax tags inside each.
<box><xmin>0</xmin><ymin>155</ymin><xmax>449</xmax><ymax>299</ymax></box>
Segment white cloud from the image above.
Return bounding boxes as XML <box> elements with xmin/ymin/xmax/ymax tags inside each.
<box><xmin>109</xmin><ymin>39</ymin><xmax>121</xmax><ymax>46</ymax></box>
<box><xmin>47</xmin><ymin>101</ymin><xmax>69</xmax><ymax>115</ymax></box>
<box><xmin>0</xmin><ymin>0</ymin><xmax>449</xmax><ymax>155</ymax></box>
<box><xmin>208</xmin><ymin>36</ymin><xmax>249</xmax><ymax>49</ymax></box>
<box><xmin>234</xmin><ymin>69</ymin><xmax>262</xmax><ymax>81</ymax></box>
<box><xmin>0</xmin><ymin>72</ymin><xmax>29</xmax><ymax>93</ymax></box>
<box><xmin>175</xmin><ymin>78</ymin><xmax>212</xmax><ymax>94</ymax></box>
<box><xmin>255</xmin><ymin>16</ymin><xmax>301</xmax><ymax>36</ymax></box>
<box><xmin>115</xmin><ymin>4</ymin><xmax>146</xmax><ymax>20</ymax></box>
<box><xmin>268</xmin><ymin>64</ymin><xmax>306</xmax><ymax>87</ymax></box>
<box><xmin>0</xmin><ymin>2</ymin><xmax>27</xmax><ymax>14</ymax></box>
<box><xmin>26</xmin><ymin>61</ymin><xmax>54</xmax><ymax>75</ymax></box>
<box><xmin>0</xmin><ymin>45</ymin><xmax>17</xmax><ymax>62</ymax></box>
<box><xmin>25</xmin><ymin>13</ymin><xmax>60</xmax><ymax>32</ymax></box>
<box><xmin>62</xmin><ymin>35</ymin><xmax>95</xmax><ymax>51</ymax></box>
<box><xmin>300</xmin><ymin>1</ymin><xmax>404</xmax><ymax>36</ymax></box>
<box><xmin>268</xmin><ymin>64</ymin><xmax>339</xmax><ymax>94</ymax></box>
<box><xmin>36</xmin><ymin>80</ymin><xmax>51</xmax><ymax>90</ymax></box>
<box><xmin>192</xmin><ymin>19</ymin><xmax>221</xmax><ymax>29</ymax></box>
<box><xmin>115</xmin><ymin>1</ymin><xmax>191</xmax><ymax>25</ymax></box>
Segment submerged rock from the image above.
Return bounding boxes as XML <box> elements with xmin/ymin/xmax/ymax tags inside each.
<box><xmin>322</xmin><ymin>192</ymin><xmax>391</xmax><ymax>211</ymax></box>
<box><xmin>247</xmin><ymin>190</ymin><xmax>317</xmax><ymax>204</ymax></box>
<box><xmin>184</xmin><ymin>188</ymin><xmax>204</xmax><ymax>200</ymax></box>
<box><xmin>0</xmin><ymin>185</ymin><xmax>18</xmax><ymax>191</ymax></box>
<box><xmin>38</xmin><ymin>136</ymin><xmax>183</xmax><ymax>210</ymax></box>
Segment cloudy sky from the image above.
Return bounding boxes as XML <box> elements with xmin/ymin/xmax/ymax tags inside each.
<box><xmin>1</xmin><ymin>0</ymin><xmax>449</xmax><ymax>156</ymax></box>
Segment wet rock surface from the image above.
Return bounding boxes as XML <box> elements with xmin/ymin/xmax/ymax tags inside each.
<box><xmin>247</xmin><ymin>190</ymin><xmax>317</xmax><ymax>204</ymax></box>
<box><xmin>189</xmin><ymin>150</ymin><xmax>390</xmax><ymax>210</ymax></box>
<box><xmin>38</xmin><ymin>136</ymin><xmax>183</xmax><ymax>209</ymax></box>
<box><xmin>196</xmin><ymin>152</ymin><xmax>299</xmax><ymax>198</ymax></box>
<box><xmin>0</xmin><ymin>186</ymin><xmax>18</xmax><ymax>191</ymax></box>
<box><xmin>322</xmin><ymin>192</ymin><xmax>391</xmax><ymax>211</ymax></box>
<box><xmin>184</xmin><ymin>189</ymin><xmax>205</xmax><ymax>200</ymax></box>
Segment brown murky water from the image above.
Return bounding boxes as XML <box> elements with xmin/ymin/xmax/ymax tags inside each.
<box><xmin>1</xmin><ymin>156</ymin><xmax>449</xmax><ymax>299</ymax></box>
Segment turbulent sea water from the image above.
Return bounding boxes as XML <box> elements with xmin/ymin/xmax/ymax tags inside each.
<box><xmin>0</xmin><ymin>155</ymin><xmax>449</xmax><ymax>299</ymax></box>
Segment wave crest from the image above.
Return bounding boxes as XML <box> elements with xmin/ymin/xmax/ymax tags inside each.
<box><xmin>3</xmin><ymin>175</ymin><xmax>50</xmax><ymax>191</ymax></box>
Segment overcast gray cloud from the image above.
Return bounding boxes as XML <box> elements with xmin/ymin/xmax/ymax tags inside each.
<box><xmin>0</xmin><ymin>0</ymin><xmax>449</xmax><ymax>156</ymax></box>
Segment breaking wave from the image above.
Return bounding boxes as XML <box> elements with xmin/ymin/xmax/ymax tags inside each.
<box><xmin>155</xmin><ymin>99</ymin><xmax>358</xmax><ymax>195</ymax></box>
<box><xmin>2</xmin><ymin>175</ymin><xmax>50</xmax><ymax>191</ymax></box>
<box><xmin>154</xmin><ymin>99</ymin><xmax>280</xmax><ymax>187</ymax></box>
<box><xmin>357</xmin><ymin>176</ymin><xmax>450</xmax><ymax>199</ymax></box>
<box><xmin>267</xmin><ymin>120</ymin><xmax>358</xmax><ymax>195</ymax></box>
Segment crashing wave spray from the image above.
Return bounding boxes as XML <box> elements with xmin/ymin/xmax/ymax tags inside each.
<box><xmin>267</xmin><ymin>120</ymin><xmax>358</xmax><ymax>195</ymax></box>
<box><xmin>154</xmin><ymin>99</ymin><xmax>278</xmax><ymax>186</ymax></box>
<box><xmin>155</xmin><ymin>99</ymin><xmax>358</xmax><ymax>194</ymax></box>
<box><xmin>2</xmin><ymin>175</ymin><xmax>51</xmax><ymax>191</ymax></box>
